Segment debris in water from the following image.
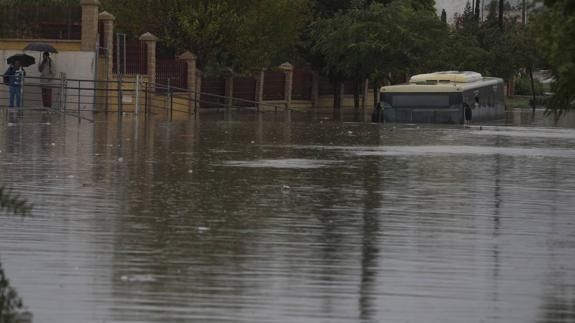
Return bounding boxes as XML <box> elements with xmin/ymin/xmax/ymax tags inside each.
<box><xmin>250</xmin><ymin>140</ymin><xmax>255</xmax><ymax>144</ymax></box>
<box><xmin>118</xmin><ymin>157</ymin><xmax>124</xmax><ymax>162</ymax></box>
<box><xmin>188</xmin><ymin>170</ymin><xmax>194</xmax><ymax>174</ymax></box>
<box><xmin>282</xmin><ymin>185</ymin><xmax>291</xmax><ymax>193</ymax></box>
<box><xmin>51</xmin><ymin>143</ymin><xmax>56</xmax><ymax>146</ymax></box>
<box><xmin>197</xmin><ymin>226</ymin><xmax>209</xmax><ymax>233</ymax></box>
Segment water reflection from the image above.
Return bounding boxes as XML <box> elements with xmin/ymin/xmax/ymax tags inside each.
<box><xmin>0</xmin><ymin>109</ymin><xmax>574</xmax><ymax>322</ymax></box>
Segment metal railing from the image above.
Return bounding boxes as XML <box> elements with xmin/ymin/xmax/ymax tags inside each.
<box><xmin>0</xmin><ymin>74</ymin><xmax>294</xmax><ymax>121</ymax></box>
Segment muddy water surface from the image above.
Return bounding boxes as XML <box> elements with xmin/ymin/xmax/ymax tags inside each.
<box><xmin>0</xmin><ymin>110</ymin><xmax>574</xmax><ymax>323</ymax></box>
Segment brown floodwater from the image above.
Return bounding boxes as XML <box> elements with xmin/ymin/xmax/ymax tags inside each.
<box><xmin>0</xmin><ymin>109</ymin><xmax>574</xmax><ymax>323</ymax></box>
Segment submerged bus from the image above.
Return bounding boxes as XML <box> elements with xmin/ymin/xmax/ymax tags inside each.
<box><xmin>380</xmin><ymin>71</ymin><xmax>506</xmax><ymax>124</ymax></box>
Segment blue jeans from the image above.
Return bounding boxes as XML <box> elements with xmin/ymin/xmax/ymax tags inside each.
<box><xmin>9</xmin><ymin>86</ymin><xmax>21</xmax><ymax>108</ymax></box>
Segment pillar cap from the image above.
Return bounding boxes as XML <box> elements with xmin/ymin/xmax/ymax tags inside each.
<box><xmin>279</xmin><ymin>62</ymin><xmax>293</xmax><ymax>71</ymax></box>
<box><xmin>80</xmin><ymin>0</ymin><xmax>100</xmax><ymax>6</ymax></box>
<box><xmin>139</xmin><ymin>32</ymin><xmax>158</xmax><ymax>42</ymax></box>
<box><xmin>178</xmin><ymin>51</ymin><xmax>197</xmax><ymax>61</ymax></box>
<box><xmin>98</xmin><ymin>11</ymin><xmax>115</xmax><ymax>21</ymax></box>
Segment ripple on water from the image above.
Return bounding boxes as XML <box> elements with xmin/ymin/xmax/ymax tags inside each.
<box><xmin>222</xmin><ymin>158</ymin><xmax>341</xmax><ymax>169</ymax></box>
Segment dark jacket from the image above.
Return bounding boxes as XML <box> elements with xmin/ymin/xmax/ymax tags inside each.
<box><xmin>3</xmin><ymin>66</ymin><xmax>15</xmax><ymax>85</ymax></box>
<box><xmin>3</xmin><ymin>66</ymin><xmax>24</xmax><ymax>87</ymax></box>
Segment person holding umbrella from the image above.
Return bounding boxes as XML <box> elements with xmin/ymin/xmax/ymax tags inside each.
<box><xmin>3</xmin><ymin>54</ymin><xmax>34</xmax><ymax>108</ymax></box>
<box><xmin>7</xmin><ymin>60</ymin><xmax>25</xmax><ymax>108</ymax></box>
<box><xmin>24</xmin><ymin>43</ymin><xmax>58</xmax><ymax>108</ymax></box>
<box><xmin>38</xmin><ymin>52</ymin><xmax>55</xmax><ymax>107</ymax></box>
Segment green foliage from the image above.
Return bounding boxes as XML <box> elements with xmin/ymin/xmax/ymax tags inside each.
<box><xmin>515</xmin><ymin>77</ymin><xmax>544</xmax><ymax>95</ymax></box>
<box><xmin>0</xmin><ymin>187</ymin><xmax>32</xmax><ymax>216</ymax></box>
<box><xmin>532</xmin><ymin>0</ymin><xmax>575</xmax><ymax>112</ymax></box>
<box><xmin>0</xmin><ymin>262</ymin><xmax>25</xmax><ymax>323</ymax></box>
<box><xmin>309</xmin><ymin>0</ymin><xmax>446</xmax><ymax>80</ymax></box>
<box><xmin>232</xmin><ymin>0</ymin><xmax>309</xmax><ymax>71</ymax></box>
<box><xmin>446</xmin><ymin>30</ymin><xmax>493</xmax><ymax>74</ymax></box>
<box><xmin>101</xmin><ymin>0</ymin><xmax>309</xmax><ymax>72</ymax></box>
<box><xmin>0</xmin><ymin>186</ymin><xmax>30</xmax><ymax>319</ymax></box>
<box><xmin>307</xmin><ymin>0</ymin><xmax>447</xmax><ymax>110</ymax></box>
<box><xmin>450</xmin><ymin>1</ymin><xmax>536</xmax><ymax>82</ymax></box>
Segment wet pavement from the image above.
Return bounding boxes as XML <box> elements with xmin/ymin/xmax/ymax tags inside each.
<box><xmin>0</xmin><ymin>109</ymin><xmax>574</xmax><ymax>323</ymax></box>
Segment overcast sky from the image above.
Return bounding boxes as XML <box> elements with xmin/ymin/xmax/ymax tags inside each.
<box><xmin>435</xmin><ymin>0</ymin><xmax>521</xmax><ymax>22</ymax></box>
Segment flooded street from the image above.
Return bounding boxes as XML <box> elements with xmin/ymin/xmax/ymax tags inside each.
<box><xmin>1</xmin><ymin>110</ymin><xmax>575</xmax><ymax>323</ymax></box>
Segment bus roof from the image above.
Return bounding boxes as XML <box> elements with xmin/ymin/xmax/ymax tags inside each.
<box><xmin>380</xmin><ymin>72</ymin><xmax>504</xmax><ymax>93</ymax></box>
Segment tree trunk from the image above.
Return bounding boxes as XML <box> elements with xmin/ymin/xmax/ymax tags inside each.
<box><xmin>529</xmin><ymin>66</ymin><xmax>536</xmax><ymax>114</ymax></box>
<box><xmin>352</xmin><ymin>80</ymin><xmax>362</xmax><ymax>121</ymax></box>
<box><xmin>498</xmin><ymin>0</ymin><xmax>504</xmax><ymax>29</ymax></box>
<box><xmin>333</xmin><ymin>80</ymin><xmax>341</xmax><ymax>120</ymax></box>
<box><xmin>475</xmin><ymin>0</ymin><xmax>481</xmax><ymax>21</ymax></box>
<box><xmin>372</xmin><ymin>80</ymin><xmax>380</xmax><ymax>108</ymax></box>
<box><xmin>522</xmin><ymin>0</ymin><xmax>526</xmax><ymax>25</ymax></box>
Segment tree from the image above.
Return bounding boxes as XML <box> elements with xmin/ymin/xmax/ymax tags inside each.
<box><xmin>457</xmin><ymin>1</ymin><xmax>479</xmax><ymax>30</ymax></box>
<box><xmin>441</xmin><ymin>9</ymin><xmax>447</xmax><ymax>23</ymax></box>
<box><xmin>308</xmin><ymin>0</ymin><xmax>447</xmax><ymax>113</ymax></box>
<box><xmin>475</xmin><ymin>0</ymin><xmax>481</xmax><ymax>21</ymax></box>
<box><xmin>532</xmin><ymin>0</ymin><xmax>575</xmax><ymax>112</ymax></box>
<box><xmin>101</xmin><ymin>0</ymin><xmax>309</xmax><ymax>72</ymax></box>
<box><xmin>0</xmin><ymin>261</ymin><xmax>26</xmax><ymax>323</ymax></box>
<box><xmin>231</xmin><ymin>0</ymin><xmax>310</xmax><ymax>71</ymax></box>
<box><xmin>499</xmin><ymin>0</ymin><xmax>504</xmax><ymax>29</ymax></box>
<box><xmin>0</xmin><ymin>187</ymin><xmax>30</xmax><ymax>322</ymax></box>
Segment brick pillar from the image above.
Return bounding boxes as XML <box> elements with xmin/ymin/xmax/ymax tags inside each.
<box><xmin>98</xmin><ymin>11</ymin><xmax>115</xmax><ymax>76</ymax></box>
<box><xmin>177</xmin><ymin>51</ymin><xmax>197</xmax><ymax>94</ymax></box>
<box><xmin>81</xmin><ymin>0</ymin><xmax>100</xmax><ymax>51</ymax></box>
<box><xmin>279</xmin><ymin>62</ymin><xmax>293</xmax><ymax>110</ymax></box>
<box><xmin>139</xmin><ymin>32</ymin><xmax>158</xmax><ymax>84</ymax></box>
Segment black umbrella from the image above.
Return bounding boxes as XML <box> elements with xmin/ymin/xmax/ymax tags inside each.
<box><xmin>24</xmin><ymin>42</ymin><xmax>58</xmax><ymax>53</ymax></box>
<box><xmin>7</xmin><ymin>54</ymin><xmax>35</xmax><ymax>67</ymax></box>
